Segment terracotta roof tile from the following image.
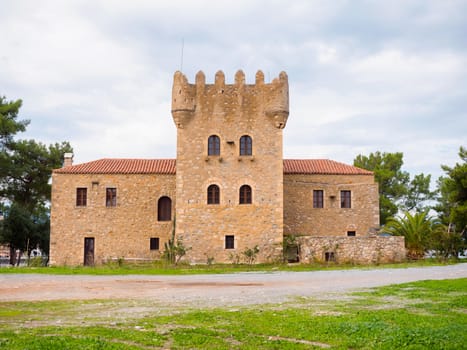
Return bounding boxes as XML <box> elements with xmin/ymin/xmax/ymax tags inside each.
<box><xmin>54</xmin><ymin>159</ymin><xmax>176</xmax><ymax>174</ymax></box>
<box><xmin>283</xmin><ymin>159</ymin><xmax>373</xmax><ymax>175</ymax></box>
<box><xmin>54</xmin><ymin>158</ymin><xmax>372</xmax><ymax>176</ymax></box>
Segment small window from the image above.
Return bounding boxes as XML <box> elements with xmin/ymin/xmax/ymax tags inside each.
<box><xmin>150</xmin><ymin>237</ymin><xmax>160</xmax><ymax>250</ymax></box>
<box><xmin>225</xmin><ymin>235</ymin><xmax>235</xmax><ymax>249</ymax></box>
<box><xmin>341</xmin><ymin>190</ymin><xmax>351</xmax><ymax>208</ymax></box>
<box><xmin>158</xmin><ymin>196</ymin><xmax>172</xmax><ymax>221</ymax></box>
<box><xmin>76</xmin><ymin>188</ymin><xmax>87</xmax><ymax>207</ymax></box>
<box><xmin>106</xmin><ymin>188</ymin><xmax>117</xmax><ymax>207</ymax></box>
<box><xmin>239</xmin><ymin>135</ymin><xmax>252</xmax><ymax>156</ymax></box>
<box><xmin>239</xmin><ymin>185</ymin><xmax>252</xmax><ymax>204</ymax></box>
<box><xmin>207</xmin><ymin>184</ymin><xmax>220</xmax><ymax>204</ymax></box>
<box><xmin>347</xmin><ymin>231</ymin><xmax>356</xmax><ymax>237</ymax></box>
<box><xmin>208</xmin><ymin>135</ymin><xmax>220</xmax><ymax>156</ymax></box>
<box><xmin>313</xmin><ymin>190</ymin><xmax>323</xmax><ymax>208</ymax></box>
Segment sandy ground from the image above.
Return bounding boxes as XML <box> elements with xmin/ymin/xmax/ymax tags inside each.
<box><xmin>0</xmin><ymin>264</ymin><xmax>466</xmax><ymax>307</ymax></box>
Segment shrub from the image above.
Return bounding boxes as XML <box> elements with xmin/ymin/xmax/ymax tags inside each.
<box><xmin>242</xmin><ymin>245</ymin><xmax>259</xmax><ymax>265</ymax></box>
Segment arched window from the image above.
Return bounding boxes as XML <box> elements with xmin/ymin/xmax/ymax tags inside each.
<box><xmin>208</xmin><ymin>135</ymin><xmax>220</xmax><ymax>156</ymax></box>
<box><xmin>207</xmin><ymin>184</ymin><xmax>220</xmax><ymax>204</ymax></box>
<box><xmin>239</xmin><ymin>135</ymin><xmax>252</xmax><ymax>156</ymax></box>
<box><xmin>158</xmin><ymin>196</ymin><xmax>172</xmax><ymax>221</ymax></box>
<box><xmin>239</xmin><ymin>185</ymin><xmax>252</xmax><ymax>204</ymax></box>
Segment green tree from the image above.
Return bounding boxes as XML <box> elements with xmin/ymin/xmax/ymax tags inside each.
<box><xmin>0</xmin><ymin>97</ymin><xmax>30</xmax><ymax>185</ymax></box>
<box><xmin>354</xmin><ymin>152</ymin><xmax>435</xmax><ymax>225</ymax></box>
<box><xmin>0</xmin><ymin>96</ymin><xmax>72</xmax><ymax>263</ymax></box>
<box><xmin>404</xmin><ymin>173</ymin><xmax>436</xmax><ymax>212</ymax></box>
<box><xmin>0</xmin><ymin>204</ymin><xmax>35</xmax><ymax>265</ymax></box>
<box><xmin>0</xmin><ymin>96</ymin><xmax>29</xmax><ymax>150</ymax></box>
<box><xmin>384</xmin><ymin>210</ymin><xmax>435</xmax><ymax>259</ymax></box>
<box><xmin>435</xmin><ymin>146</ymin><xmax>467</xmax><ymax>237</ymax></box>
<box><xmin>430</xmin><ymin>224</ymin><xmax>465</xmax><ymax>261</ymax></box>
<box><xmin>1</xmin><ymin>140</ymin><xmax>72</xmax><ymax>212</ymax></box>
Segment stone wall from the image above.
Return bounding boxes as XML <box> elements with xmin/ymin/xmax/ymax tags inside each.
<box><xmin>49</xmin><ymin>69</ymin><xmax>388</xmax><ymax>266</ymax></box>
<box><xmin>296</xmin><ymin>236</ymin><xmax>406</xmax><ymax>264</ymax></box>
<box><xmin>50</xmin><ymin>173</ymin><xmax>175</xmax><ymax>266</ymax></box>
<box><xmin>284</xmin><ymin>174</ymin><xmax>380</xmax><ymax>237</ymax></box>
<box><xmin>171</xmin><ymin>71</ymin><xmax>288</xmax><ymax>263</ymax></box>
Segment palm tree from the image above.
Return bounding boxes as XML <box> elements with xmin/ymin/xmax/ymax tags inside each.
<box><xmin>384</xmin><ymin>210</ymin><xmax>436</xmax><ymax>259</ymax></box>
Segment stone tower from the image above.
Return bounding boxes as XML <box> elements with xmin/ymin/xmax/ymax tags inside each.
<box><xmin>171</xmin><ymin>70</ymin><xmax>289</xmax><ymax>263</ymax></box>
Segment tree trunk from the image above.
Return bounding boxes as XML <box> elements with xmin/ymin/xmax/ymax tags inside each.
<box><xmin>16</xmin><ymin>250</ymin><xmax>22</xmax><ymax>266</ymax></box>
<box><xmin>9</xmin><ymin>246</ymin><xmax>16</xmax><ymax>266</ymax></box>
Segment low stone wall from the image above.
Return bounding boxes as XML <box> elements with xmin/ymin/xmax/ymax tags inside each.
<box><xmin>296</xmin><ymin>236</ymin><xmax>406</xmax><ymax>264</ymax></box>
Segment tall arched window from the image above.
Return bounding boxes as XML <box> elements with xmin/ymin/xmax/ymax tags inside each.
<box><xmin>207</xmin><ymin>184</ymin><xmax>220</xmax><ymax>204</ymax></box>
<box><xmin>158</xmin><ymin>196</ymin><xmax>172</xmax><ymax>221</ymax></box>
<box><xmin>208</xmin><ymin>135</ymin><xmax>220</xmax><ymax>156</ymax></box>
<box><xmin>239</xmin><ymin>135</ymin><xmax>252</xmax><ymax>156</ymax></box>
<box><xmin>239</xmin><ymin>185</ymin><xmax>252</xmax><ymax>204</ymax></box>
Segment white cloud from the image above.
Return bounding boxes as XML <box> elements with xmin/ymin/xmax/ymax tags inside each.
<box><xmin>0</xmin><ymin>0</ymin><xmax>466</xmax><ymax>184</ymax></box>
<box><xmin>350</xmin><ymin>50</ymin><xmax>464</xmax><ymax>90</ymax></box>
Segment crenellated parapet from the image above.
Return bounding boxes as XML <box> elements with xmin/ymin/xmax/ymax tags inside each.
<box><xmin>171</xmin><ymin>71</ymin><xmax>196</xmax><ymax>129</ymax></box>
<box><xmin>264</xmin><ymin>71</ymin><xmax>289</xmax><ymax>129</ymax></box>
<box><xmin>171</xmin><ymin>70</ymin><xmax>289</xmax><ymax>129</ymax></box>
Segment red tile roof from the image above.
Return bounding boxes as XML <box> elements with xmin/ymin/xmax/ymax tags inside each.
<box><xmin>283</xmin><ymin>159</ymin><xmax>373</xmax><ymax>175</ymax></box>
<box><xmin>54</xmin><ymin>158</ymin><xmax>372</xmax><ymax>175</ymax></box>
<box><xmin>54</xmin><ymin>159</ymin><xmax>176</xmax><ymax>174</ymax></box>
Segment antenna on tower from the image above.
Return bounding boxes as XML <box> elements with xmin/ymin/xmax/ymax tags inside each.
<box><xmin>180</xmin><ymin>38</ymin><xmax>184</xmax><ymax>72</ymax></box>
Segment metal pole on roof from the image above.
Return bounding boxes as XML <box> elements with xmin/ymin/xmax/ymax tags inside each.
<box><xmin>180</xmin><ymin>38</ymin><xmax>184</xmax><ymax>72</ymax></box>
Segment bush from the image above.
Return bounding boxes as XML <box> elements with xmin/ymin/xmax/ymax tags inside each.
<box><xmin>242</xmin><ymin>245</ymin><xmax>259</xmax><ymax>265</ymax></box>
<box><xmin>28</xmin><ymin>256</ymin><xmax>46</xmax><ymax>267</ymax></box>
<box><xmin>430</xmin><ymin>225</ymin><xmax>465</xmax><ymax>260</ymax></box>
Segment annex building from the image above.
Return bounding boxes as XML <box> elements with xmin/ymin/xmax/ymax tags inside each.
<box><xmin>50</xmin><ymin>70</ymin><xmax>405</xmax><ymax>266</ymax></box>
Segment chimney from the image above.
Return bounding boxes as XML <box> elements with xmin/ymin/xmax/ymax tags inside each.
<box><xmin>63</xmin><ymin>153</ymin><xmax>74</xmax><ymax>167</ymax></box>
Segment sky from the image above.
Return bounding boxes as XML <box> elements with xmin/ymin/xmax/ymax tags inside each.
<box><xmin>1</xmin><ymin>0</ymin><xmax>466</xmax><ymax>182</ymax></box>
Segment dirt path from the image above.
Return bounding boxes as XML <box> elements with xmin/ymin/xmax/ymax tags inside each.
<box><xmin>1</xmin><ymin>264</ymin><xmax>466</xmax><ymax>306</ymax></box>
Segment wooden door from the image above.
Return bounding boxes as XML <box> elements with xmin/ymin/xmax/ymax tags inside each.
<box><xmin>84</xmin><ymin>237</ymin><xmax>95</xmax><ymax>266</ymax></box>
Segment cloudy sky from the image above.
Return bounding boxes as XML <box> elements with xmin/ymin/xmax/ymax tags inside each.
<box><xmin>1</xmin><ymin>0</ymin><xmax>466</xmax><ymax>182</ymax></box>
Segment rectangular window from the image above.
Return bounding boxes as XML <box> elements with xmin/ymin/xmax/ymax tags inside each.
<box><xmin>76</xmin><ymin>188</ymin><xmax>87</xmax><ymax>207</ymax></box>
<box><xmin>150</xmin><ymin>237</ymin><xmax>160</xmax><ymax>250</ymax></box>
<box><xmin>225</xmin><ymin>235</ymin><xmax>235</xmax><ymax>249</ymax></box>
<box><xmin>106</xmin><ymin>188</ymin><xmax>117</xmax><ymax>207</ymax></box>
<box><xmin>340</xmin><ymin>190</ymin><xmax>351</xmax><ymax>208</ymax></box>
<box><xmin>347</xmin><ymin>231</ymin><xmax>356</xmax><ymax>237</ymax></box>
<box><xmin>313</xmin><ymin>190</ymin><xmax>323</xmax><ymax>208</ymax></box>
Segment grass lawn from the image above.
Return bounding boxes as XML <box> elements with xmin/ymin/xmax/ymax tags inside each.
<box><xmin>0</xmin><ymin>278</ymin><xmax>465</xmax><ymax>349</ymax></box>
<box><xmin>0</xmin><ymin>258</ymin><xmax>462</xmax><ymax>275</ymax></box>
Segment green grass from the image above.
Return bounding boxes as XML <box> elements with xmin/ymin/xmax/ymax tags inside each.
<box><xmin>0</xmin><ymin>258</ymin><xmax>462</xmax><ymax>275</ymax></box>
<box><xmin>0</xmin><ymin>278</ymin><xmax>465</xmax><ymax>349</ymax></box>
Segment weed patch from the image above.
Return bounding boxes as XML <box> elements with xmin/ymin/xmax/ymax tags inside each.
<box><xmin>0</xmin><ymin>258</ymin><xmax>464</xmax><ymax>275</ymax></box>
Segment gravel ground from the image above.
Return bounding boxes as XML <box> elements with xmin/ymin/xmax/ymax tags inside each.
<box><xmin>0</xmin><ymin>264</ymin><xmax>466</xmax><ymax>307</ymax></box>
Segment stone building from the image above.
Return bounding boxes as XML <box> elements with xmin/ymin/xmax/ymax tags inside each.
<box><xmin>50</xmin><ymin>70</ymin><xmax>405</xmax><ymax>266</ymax></box>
